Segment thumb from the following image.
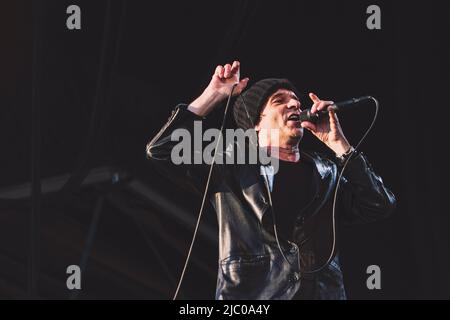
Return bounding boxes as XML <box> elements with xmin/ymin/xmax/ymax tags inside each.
<box><xmin>301</xmin><ymin>121</ymin><xmax>317</xmax><ymax>132</ymax></box>
<box><xmin>235</xmin><ymin>78</ymin><xmax>249</xmax><ymax>94</ymax></box>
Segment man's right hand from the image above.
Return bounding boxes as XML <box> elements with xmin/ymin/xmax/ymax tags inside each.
<box><xmin>188</xmin><ymin>61</ymin><xmax>249</xmax><ymax>117</ymax></box>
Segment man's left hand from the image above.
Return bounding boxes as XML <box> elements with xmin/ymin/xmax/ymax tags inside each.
<box><xmin>301</xmin><ymin>92</ymin><xmax>352</xmax><ymax>157</ymax></box>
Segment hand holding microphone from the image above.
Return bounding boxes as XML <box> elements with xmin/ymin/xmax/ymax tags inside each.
<box><xmin>300</xmin><ymin>93</ymin><xmax>367</xmax><ymax>157</ymax></box>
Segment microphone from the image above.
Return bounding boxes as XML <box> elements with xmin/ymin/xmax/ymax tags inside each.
<box><xmin>299</xmin><ymin>96</ymin><xmax>373</xmax><ymax>124</ymax></box>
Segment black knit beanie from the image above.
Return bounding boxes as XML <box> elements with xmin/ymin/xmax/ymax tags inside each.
<box><xmin>233</xmin><ymin>78</ymin><xmax>300</xmax><ymax>130</ymax></box>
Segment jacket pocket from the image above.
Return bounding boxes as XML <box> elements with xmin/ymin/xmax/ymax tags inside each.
<box><xmin>218</xmin><ymin>255</ymin><xmax>271</xmax><ymax>299</ymax></box>
<box><xmin>221</xmin><ymin>255</ymin><xmax>270</xmax><ymax>271</ymax></box>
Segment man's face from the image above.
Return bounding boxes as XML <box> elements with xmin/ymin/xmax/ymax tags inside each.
<box><xmin>255</xmin><ymin>88</ymin><xmax>304</xmax><ymax>142</ymax></box>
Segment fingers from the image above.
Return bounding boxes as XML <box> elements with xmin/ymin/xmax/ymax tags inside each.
<box><xmin>214</xmin><ymin>64</ymin><xmax>227</xmax><ymax>79</ymax></box>
<box><xmin>231</xmin><ymin>60</ymin><xmax>240</xmax><ymax>73</ymax></box>
<box><xmin>214</xmin><ymin>65</ymin><xmax>226</xmax><ymax>78</ymax></box>
<box><xmin>215</xmin><ymin>65</ymin><xmax>224</xmax><ymax>78</ymax></box>
<box><xmin>329</xmin><ymin>110</ymin><xmax>340</xmax><ymax>131</ymax></box>
<box><xmin>317</xmin><ymin>100</ymin><xmax>334</xmax><ymax>111</ymax></box>
<box><xmin>214</xmin><ymin>60</ymin><xmax>241</xmax><ymax>79</ymax></box>
<box><xmin>231</xmin><ymin>60</ymin><xmax>240</xmax><ymax>78</ymax></box>
<box><xmin>224</xmin><ymin>64</ymin><xmax>232</xmax><ymax>78</ymax></box>
<box><xmin>309</xmin><ymin>93</ymin><xmax>320</xmax><ymax>113</ymax></box>
<box><xmin>309</xmin><ymin>93</ymin><xmax>320</xmax><ymax>103</ymax></box>
<box><xmin>309</xmin><ymin>92</ymin><xmax>334</xmax><ymax>113</ymax></box>
<box><xmin>301</xmin><ymin>121</ymin><xmax>317</xmax><ymax>132</ymax></box>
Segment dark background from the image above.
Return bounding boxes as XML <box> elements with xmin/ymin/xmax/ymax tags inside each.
<box><xmin>0</xmin><ymin>0</ymin><xmax>449</xmax><ymax>299</ymax></box>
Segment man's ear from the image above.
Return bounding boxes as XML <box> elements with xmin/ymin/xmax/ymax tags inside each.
<box><xmin>254</xmin><ymin>114</ymin><xmax>263</xmax><ymax>132</ymax></box>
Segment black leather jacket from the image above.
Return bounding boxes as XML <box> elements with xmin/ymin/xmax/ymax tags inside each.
<box><xmin>146</xmin><ymin>104</ymin><xmax>396</xmax><ymax>300</ymax></box>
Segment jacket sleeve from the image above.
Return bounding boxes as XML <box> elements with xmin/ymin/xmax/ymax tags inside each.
<box><xmin>338</xmin><ymin>152</ymin><xmax>397</xmax><ymax>225</ymax></box>
<box><xmin>146</xmin><ymin>103</ymin><xmax>210</xmax><ymax>195</ymax></box>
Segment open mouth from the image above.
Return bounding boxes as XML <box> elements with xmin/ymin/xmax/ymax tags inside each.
<box><xmin>287</xmin><ymin>114</ymin><xmax>300</xmax><ymax>122</ymax></box>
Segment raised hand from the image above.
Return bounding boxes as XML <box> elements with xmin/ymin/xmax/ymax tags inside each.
<box><xmin>188</xmin><ymin>61</ymin><xmax>249</xmax><ymax>117</ymax></box>
<box><xmin>209</xmin><ymin>61</ymin><xmax>249</xmax><ymax>97</ymax></box>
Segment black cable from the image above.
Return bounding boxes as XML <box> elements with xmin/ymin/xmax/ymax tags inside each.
<box><xmin>239</xmin><ymin>95</ymin><xmax>292</xmax><ymax>267</ymax></box>
<box><xmin>303</xmin><ymin>96</ymin><xmax>379</xmax><ymax>274</ymax></box>
<box><xmin>172</xmin><ymin>84</ymin><xmax>238</xmax><ymax>300</ymax></box>
<box><xmin>172</xmin><ymin>87</ymin><xmax>379</xmax><ymax>299</ymax></box>
<box><xmin>239</xmin><ymin>94</ymin><xmax>380</xmax><ymax>278</ymax></box>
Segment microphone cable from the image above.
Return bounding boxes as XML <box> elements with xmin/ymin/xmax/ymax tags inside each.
<box><xmin>172</xmin><ymin>84</ymin><xmax>238</xmax><ymax>300</ymax></box>
<box><xmin>237</xmin><ymin>94</ymin><xmax>380</xmax><ymax>282</ymax></box>
<box><xmin>238</xmin><ymin>94</ymin><xmax>292</xmax><ymax>267</ymax></box>
<box><xmin>303</xmin><ymin>96</ymin><xmax>379</xmax><ymax>274</ymax></box>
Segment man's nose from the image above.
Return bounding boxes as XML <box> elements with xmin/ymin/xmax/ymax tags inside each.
<box><xmin>286</xmin><ymin>99</ymin><xmax>300</xmax><ymax>110</ymax></box>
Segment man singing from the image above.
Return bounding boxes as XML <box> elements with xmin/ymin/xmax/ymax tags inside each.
<box><xmin>146</xmin><ymin>61</ymin><xmax>396</xmax><ymax>299</ymax></box>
